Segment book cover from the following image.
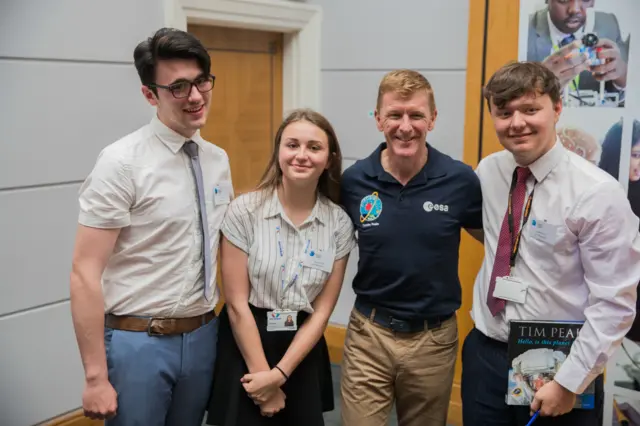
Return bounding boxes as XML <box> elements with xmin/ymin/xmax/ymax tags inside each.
<box><xmin>506</xmin><ymin>320</ymin><xmax>595</xmax><ymax>409</ymax></box>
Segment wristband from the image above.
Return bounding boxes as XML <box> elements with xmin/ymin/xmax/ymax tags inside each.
<box><xmin>274</xmin><ymin>365</ymin><xmax>289</xmax><ymax>381</ymax></box>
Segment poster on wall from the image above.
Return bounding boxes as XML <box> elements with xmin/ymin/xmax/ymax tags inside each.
<box><xmin>517</xmin><ymin>1</ymin><xmax>640</xmax><ymax>425</ymax></box>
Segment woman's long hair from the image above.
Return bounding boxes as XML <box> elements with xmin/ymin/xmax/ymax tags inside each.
<box><xmin>256</xmin><ymin>108</ymin><xmax>343</xmax><ymax>205</ymax></box>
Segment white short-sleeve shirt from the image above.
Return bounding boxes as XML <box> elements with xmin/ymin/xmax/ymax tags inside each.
<box><xmin>222</xmin><ymin>189</ymin><xmax>356</xmax><ymax>313</ymax></box>
<box><xmin>77</xmin><ymin>115</ymin><xmax>233</xmax><ymax>317</ymax></box>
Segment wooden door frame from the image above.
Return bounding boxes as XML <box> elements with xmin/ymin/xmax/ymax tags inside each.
<box><xmin>165</xmin><ymin>0</ymin><xmax>323</xmax><ymax>115</ymax></box>
<box><xmin>449</xmin><ymin>0</ymin><xmax>521</xmax><ymax>424</ymax></box>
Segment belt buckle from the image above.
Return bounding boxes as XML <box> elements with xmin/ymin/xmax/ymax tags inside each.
<box><xmin>389</xmin><ymin>317</ymin><xmax>409</xmax><ymax>332</ymax></box>
<box><xmin>147</xmin><ymin>318</ymin><xmax>164</xmax><ymax>336</ymax></box>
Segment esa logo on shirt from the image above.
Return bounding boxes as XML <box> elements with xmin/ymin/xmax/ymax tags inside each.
<box><xmin>423</xmin><ymin>201</ymin><xmax>449</xmax><ymax>213</ymax></box>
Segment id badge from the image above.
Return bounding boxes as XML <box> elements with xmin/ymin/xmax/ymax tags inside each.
<box><xmin>303</xmin><ymin>249</ymin><xmax>335</xmax><ymax>273</ymax></box>
<box><xmin>213</xmin><ymin>184</ymin><xmax>231</xmax><ymax>205</ymax></box>
<box><xmin>493</xmin><ymin>276</ymin><xmax>528</xmax><ymax>304</ymax></box>
<box><xmin>266</xmin><ymin>310</ymin><xmax>298</xmax><ymax>332</ymax></box>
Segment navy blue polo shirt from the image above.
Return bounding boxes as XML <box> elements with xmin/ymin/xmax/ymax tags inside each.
<box><xmin>341</xmin><ymin>142</ymin><xmax>483</xmax><ymax>320</ymax></box>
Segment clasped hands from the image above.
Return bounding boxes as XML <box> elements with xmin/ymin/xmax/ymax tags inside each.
<box><xmin>241</xmin><ymin>368</ymin><xmax>288</xmax><ymax>417</ymax></box>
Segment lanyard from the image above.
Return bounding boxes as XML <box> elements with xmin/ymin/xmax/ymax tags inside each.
<box><xmin>275</xmin><ymin>225</ymin><xmax>310</xmax><ymax>303</ymax></box>
<box><xmin>507</xmin><ymin>168</ymin><xmax>535</xmax><ymax>270</ymax></box>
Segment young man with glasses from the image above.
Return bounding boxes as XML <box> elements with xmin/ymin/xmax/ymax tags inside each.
<box><xmin>70</xmin><ymin>27</ymin><xmax>232</xmax><ymax>426</ymax></box>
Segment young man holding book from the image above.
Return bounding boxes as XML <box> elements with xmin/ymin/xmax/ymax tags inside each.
<box><xmin>461</xmin><ymin>61</ymin><xmax>640</xmax><ymax>425</ymax></box>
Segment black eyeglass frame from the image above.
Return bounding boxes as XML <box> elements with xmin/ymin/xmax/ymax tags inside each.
<box><xmin>147</xmin><ymin>74</ymin><xmax>216</xmax><ymax>99</ymax></box>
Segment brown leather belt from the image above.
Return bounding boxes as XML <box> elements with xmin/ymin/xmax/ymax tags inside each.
<box><xmin>105</xmin><ymin>310</ymin><xmax>216</xmax><ymax>336</ymax></box>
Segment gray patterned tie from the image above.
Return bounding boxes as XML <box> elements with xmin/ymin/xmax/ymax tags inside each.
<box><xmin>183</xmin><ymin>141</ymin><xmax>213</xmax><ymax>301</ymax></box>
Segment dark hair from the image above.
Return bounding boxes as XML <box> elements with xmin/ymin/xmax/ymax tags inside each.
<box><xmin>599</xmin><ymin>119</ymin><xmax>640</xmax><ymax>181</ymax></box>
<box><xmin>599</xmin><ymin>119</ymin><xmax>623</xmax><ymax>180</ymax></box>
<box><xmin>256</xmin><ymin>108</ymin><xmax>343</xmax><ymax>205</ymax></box>
<box><xmin>133</xmin><ymin>27</ymin><xmax>210</xmax><ymax>94</ymax></box>
<box><xmin>483</xmin><ymin>61</ymin><xmax>562</xmax><ymax>110</ymax></box>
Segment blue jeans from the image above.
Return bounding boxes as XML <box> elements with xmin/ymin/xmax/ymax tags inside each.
<box><xmin>104</xmin><ymin>316</ymin><xmax>218</xmax><ymax>426</ymax></box>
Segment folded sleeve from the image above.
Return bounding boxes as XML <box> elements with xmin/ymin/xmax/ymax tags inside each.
<box><xmin>78</xmin><ymin>149</ymin><xmax>134</xmax><ymax>229</ymax></box>
<box><xmin>462</xmin><ymin>168</ymin><xmax>484</xmax><ymax>230</ymax></box>
<box><xmin>221</xmin><ymin>194</ymin><xmax>254</xmax><ymax>253</ymax></box>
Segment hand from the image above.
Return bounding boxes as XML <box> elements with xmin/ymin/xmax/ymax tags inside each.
<box><xmin>542</xmin><ymin>41</ymin><xmax>590</xmax><ymax>87</ymax></box>
<box><xmin>530</xmin><ymin>380</ymin><xmax>576</xmax><ymax>417</ymax></box>
<box><xmin>259</xmin><ymin>388</ymin><xmax>286</xmax><ymax>417</ymax></box>
<box><xmin>590</xmin><ymin>38</ymin><xmax>627</xmax><ymax>88</ymax></box>
<box><xmin>82</xmin><ymin>378</ymin><xmax>118</xmax><ymax>420</ymax></box>
<box><xmin>241</xmin><ymin>369</ymin><xmax>286</xmax><ymax>404</ymax></box>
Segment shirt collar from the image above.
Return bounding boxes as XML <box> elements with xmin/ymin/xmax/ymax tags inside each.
<box><xmin>363</xmin><ymin>142</ymin><xmax>447</xmax><ymax>183</ymax></box>
<box><xmin>262</xmin><ymin>188</ymin><xmax>329</xmax><ymax>226</ymax></box>
<box><xmin>514</xmin><ymin>139</ymin><xmax>567</xmax><ymax>184</ymax></box>
<box><xmin>150</xmin><ymin>115</ymin><xmax>204</xmax><ymax>154</ymax></box>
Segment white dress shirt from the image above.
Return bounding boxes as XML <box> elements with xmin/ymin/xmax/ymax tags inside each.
<box><xmin>78</xmin><ymin>115</ymin><xmax>233</xmax><ymax>317</ymax></box>
<box><xmin>222</xmin><ymin>189</ymin><xmax>356</xmax><ymax>314</ymax></box>
<box><xmin>471</xmin><ymin>141</ymin><xmax>640</xmax><ymax>394</ymax></box>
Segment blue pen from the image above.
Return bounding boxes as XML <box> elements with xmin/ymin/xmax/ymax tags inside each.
<box><xmin>525</xmin><ymin>410</ymin><xmax>540</xmax><ymax>426</ymax></box>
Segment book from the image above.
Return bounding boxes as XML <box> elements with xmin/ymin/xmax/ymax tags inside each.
<box><xmin>505</xmin><ymin>319</ymin><xmax>596</xmax><ymax>409</ymax></box>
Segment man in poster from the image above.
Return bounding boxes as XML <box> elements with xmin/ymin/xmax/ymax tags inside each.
<box><xmin>527</xmin><ymin>0</ymin><xmax>629</xmax><ymax>107</ymax></box>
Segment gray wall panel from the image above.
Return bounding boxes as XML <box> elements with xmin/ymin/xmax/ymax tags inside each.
<box><xmin>0</xmin><ymin>185</ymin><xmax>80</xmax><ymax>316</ymax></box>
<box><xmin>0</xmin><ymin>303</ymin><xmax>84</xmax><ymax>426</ymax></box>
<box><xmin>0</xmin><ymin>0</ymin><xmax>164</xmax><ymax>62</ymax></box>
<box><xmin>0</xmin><ymin>60</ymin><xmax>153</xmax><ymax>189</ymax></box>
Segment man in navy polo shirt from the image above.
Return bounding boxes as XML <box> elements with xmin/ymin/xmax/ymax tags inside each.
<box><xmin>339</xmin><ymin>69</ymin><xmax>483</xmax><ymax>426</ymax></box>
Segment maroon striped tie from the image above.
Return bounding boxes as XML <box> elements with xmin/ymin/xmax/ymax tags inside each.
<box><xmin>487</xmin><ymin>167</ymin><xmax>531</xmax><ymax>316</ymax></box>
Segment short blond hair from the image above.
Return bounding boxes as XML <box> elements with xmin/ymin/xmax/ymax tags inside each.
<box><xmin>376</xmin><ymin>69</ymin><xmax>436</xmax><ymax>112</ymax></box>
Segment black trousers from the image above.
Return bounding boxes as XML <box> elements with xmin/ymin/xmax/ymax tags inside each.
<box><xmin>461</xmin><ymin>327</ymin><xmax>604</xmax><ymax>426</ymax></box>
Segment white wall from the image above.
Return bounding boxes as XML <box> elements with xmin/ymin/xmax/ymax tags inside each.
<box><xmin>0</xmin><ymin>1</ymin><xmax>164</xmax><ymax>424</ymax></box>
<box><xmin>300</xmin><ymin>0</ymin><xmax>471</xmax><ymax>326</ymax></box>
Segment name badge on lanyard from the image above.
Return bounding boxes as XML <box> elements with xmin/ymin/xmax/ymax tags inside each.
<box><xmin>494</xmin><ymin>169</ymin><xmax>535</xmax><ymax>305</ymax></box>
<box><xmin>266</xmin><ymin>225</ymin><xmax>309</xmax><ymax>331</ymax></box>
<box><xmin>266</xmin><ymin>310</ymin><xmax>298</xmax><ymax>332</ymax></box>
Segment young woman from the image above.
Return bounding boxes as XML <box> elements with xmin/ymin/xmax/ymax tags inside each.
<box><xmin>205</xmin><ymin>108</ymin><xmax>356</xmax><ymax>426</ymax></box>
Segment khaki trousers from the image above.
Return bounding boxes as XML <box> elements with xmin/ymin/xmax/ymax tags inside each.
<box><xmin>340</xmin><ymin>308</ymin><xmax>458</xmax><ymax>426</ymax></box>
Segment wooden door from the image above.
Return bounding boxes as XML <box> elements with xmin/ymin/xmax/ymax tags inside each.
<box><xmin>188</xmin><ymin>24</ymin><xmax>283</xmax><ymax>312</ymax></box>
<box><xmin>189</xmin><ymin>24</ymin><xmax>283</xmax><ymax>195</ymax></box>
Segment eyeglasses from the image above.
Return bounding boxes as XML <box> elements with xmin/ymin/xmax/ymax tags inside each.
<box><xmin>148</xmin><ymin>74</ymin><xmax>215</xmax><ymax>99</ymax></box>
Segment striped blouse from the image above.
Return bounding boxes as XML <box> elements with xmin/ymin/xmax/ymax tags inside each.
<box><xmin>221</xmin><ymin>188</ymin><xmax>356</xmax><ymax>313</ymax></box>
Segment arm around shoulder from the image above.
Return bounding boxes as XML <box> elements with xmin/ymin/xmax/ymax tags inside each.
<box><xmin>463</xmin><ymin>166</ymin><xmax>484</xmax><ymax>242</ymax></box>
